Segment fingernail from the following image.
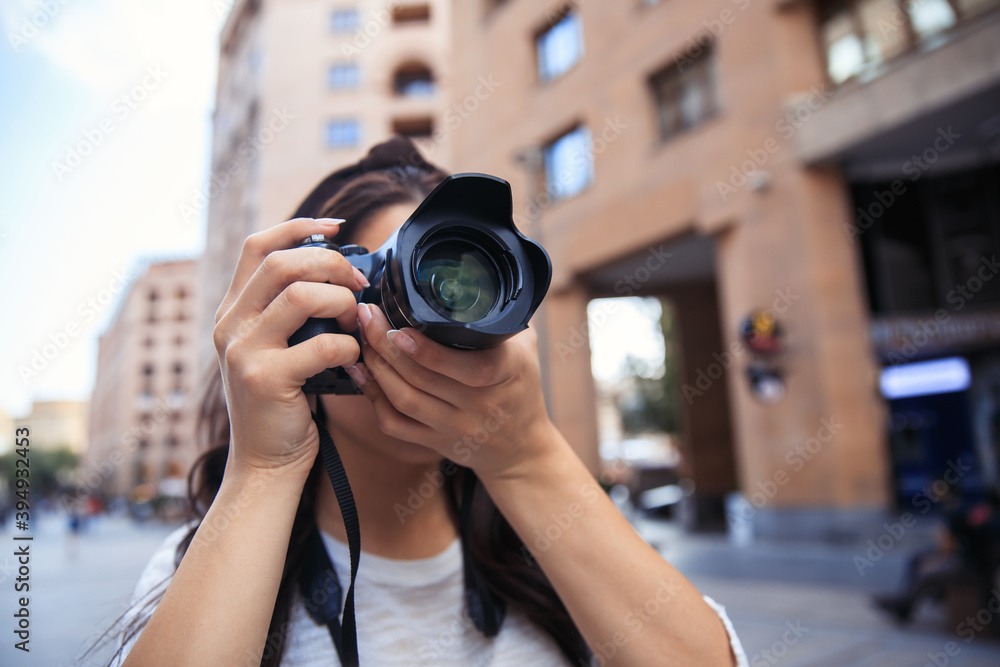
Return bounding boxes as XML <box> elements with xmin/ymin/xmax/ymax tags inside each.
<box><xmin>386</xmin><ymin>329</ymin><xmax>417</xmax><ymax>356</ymax></box>
<box><xmin>357</xmin><ymin>303</ymin><xmax>372</xmax><ymax>328</ymax></box>
<box><xmin>317</xmin><ymin>218</ymin><xmax>345</xmax><ymax>227</ymax></box>
<box><xmin>353</xmin><ymin>267</ymin><xmax>370</xmax><ymax>289</ymax></box>
<box><xmin>345</xmin><ymin>365</ymin><xmax>367</xmax><ymax>387</ymax></box>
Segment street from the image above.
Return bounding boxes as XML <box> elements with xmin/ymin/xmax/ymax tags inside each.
<box><xmin>0</xmin><ymin>512</ymin><xmax>997</xmax><ymax>666</ymax></box>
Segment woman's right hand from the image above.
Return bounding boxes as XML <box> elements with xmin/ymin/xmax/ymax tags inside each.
<box><xmin>212</xmin><ymin>217</ymin><xmax>368</xmax><ymax>476</ymax></box>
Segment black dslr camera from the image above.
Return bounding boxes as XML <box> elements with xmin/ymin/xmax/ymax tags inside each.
<box><xmin>288</xmin><ymin>173</ymin><xmax>552</xmax><ymax>394</ymax></box>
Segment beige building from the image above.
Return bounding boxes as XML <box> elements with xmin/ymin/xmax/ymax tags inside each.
<box><xmin>199</xmin><ymin>0</ymin><xmax>453</xmax><ymax>371</ymax></box>
<box><xmin>447</xmin><ymin>0</ymin><xmax>1000</xmax><ymax>539</ymax></box>
<box><xmin>82</xmin><ymin>259</ymin><xmax>201</xmax><ymax>497</ymax></box>
<box><xmin>13</xmin><ymin>401</ymin><xmax>89</xmax><ymax>454</ymax></box>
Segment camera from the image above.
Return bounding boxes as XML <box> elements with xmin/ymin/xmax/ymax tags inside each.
<box><xmin>288</xmin><ymin>173</ymin><xmax>552</xmax><ymax>394</ymax></box>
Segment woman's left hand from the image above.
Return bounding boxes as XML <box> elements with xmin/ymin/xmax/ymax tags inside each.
<box><xmin>344</xmin><ymin>303</ymin><xmax>556</xmax><ymax>482</ymax></box>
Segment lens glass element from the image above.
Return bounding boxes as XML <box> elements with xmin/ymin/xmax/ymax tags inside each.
<box><xmin>416</xmin><ymin>242</ymin><xmax>499</xmax><ymax>322</ymax></box>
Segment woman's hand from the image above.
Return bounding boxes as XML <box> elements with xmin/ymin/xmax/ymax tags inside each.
<box><xmin>344</xmin><ymin>303</ymin><xmax>557</xmax><ymax>482</ymax></box>
<box><xmin>212</xmin><ymin>217</ymin><xmax>368</xmax><ymax>476</ymax></box>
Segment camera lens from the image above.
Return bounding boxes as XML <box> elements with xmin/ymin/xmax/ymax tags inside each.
<box><xmin>416</xmin><ymin>241</ymin><xmax>500</xmax><ymax>322</ymax></box>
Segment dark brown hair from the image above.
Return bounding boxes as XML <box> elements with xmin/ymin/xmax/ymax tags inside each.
<box><xmin>92</xmin><ymin>140</ymin><xmax>591</xmax><ymax>666</ymax></box>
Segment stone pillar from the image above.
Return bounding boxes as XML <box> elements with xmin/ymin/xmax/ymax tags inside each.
<box><xmin>539</xmin><ymin>282</ymin><xmax>601</xmax><ymax>475</ymax></box>
<box><xmin>716</xmin><ymin>166</ymin><xmax>891</xmax><ymax>540</ymax></box>
<box><xmin>669</xmin><ymin>282</ymin><xmax>739</xmax><ymax>529</ymax></box>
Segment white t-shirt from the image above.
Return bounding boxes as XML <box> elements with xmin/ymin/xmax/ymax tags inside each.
<box><xmin>116</xmin><ymin>523</ymin><xmax>748</xmax><ymax>666</ymax></box>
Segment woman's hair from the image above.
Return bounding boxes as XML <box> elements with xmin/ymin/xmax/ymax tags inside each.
<box><xmin>93</xmin><ymin>137</ymin><xmax>591</xmax><ymax>666</ymax></box>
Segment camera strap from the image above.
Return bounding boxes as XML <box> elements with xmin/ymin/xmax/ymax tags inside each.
<box><xmin>305</xmin><ymin>404</ymin><xmax>361</xmax><ymax>667</ymax></box>
<box><xmin>300</xmin><ymin>400</ymin><xmax>506</xmax><ymax>667</ymax></box>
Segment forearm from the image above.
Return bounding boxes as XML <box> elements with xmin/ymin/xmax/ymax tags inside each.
<box><xmin>481</xmin><ymin>423</ymin><xmax>733</xmax><ymax>667</ymax></box>
<box><xmin>124</xmin><ymin>456</ymin><xmax>310</xmax><ymax>667</ymax></box>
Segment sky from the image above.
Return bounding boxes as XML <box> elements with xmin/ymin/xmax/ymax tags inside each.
<box><xmin>0</xmin><ymin>0</ymin><xmax>226</xmax><ymax>418</ymax></box>
<box><xmin>0</xmin><ymin>0</ymin><xmax>666</xmax><ymax>422</ymax></box>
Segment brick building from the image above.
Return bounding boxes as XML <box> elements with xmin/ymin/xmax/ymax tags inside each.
<box><xmin>445</xmin><ymin>0</ymin><xmax>1000</xmax><ymax>539</ymax></box>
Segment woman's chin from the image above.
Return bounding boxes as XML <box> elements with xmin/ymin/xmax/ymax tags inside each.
<box><xmin>321</xmin><ymin>395</ymin><xmax>446</xmax><ymax>466</ymax></box>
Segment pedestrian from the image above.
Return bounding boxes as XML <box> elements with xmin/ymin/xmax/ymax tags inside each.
<box><xmin>101</xmin><ymin>136</ymin><xmax>747</xmax><ymax>666</ymax></box>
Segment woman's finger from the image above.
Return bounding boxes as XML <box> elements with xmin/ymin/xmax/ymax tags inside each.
<box><xmin>278</xmin><ymin>333</ymin><xmax>361</xmax><ymax>386</ymax></box>
<box><xmin>358</xmin><ymin>335</ymin><xmax>460</xmax><ymax>429</ymax></box>
<box><xmin>252</xmin><ymin>281</ymin><xmax>360</xmax><ymax>344</ymax></box>
<box><xmin>229</xmin><ymin>247</ymin><xmax>366</xmax><ymax>327</ymax></box>
<box><xmin>215</xmin><ymin>217</ymin><xmax>344</xmax><ymax>324</ymax></box>
<box><xmin>360</xmin><ymin>303</ymin><xmax>515</xmax><ymax>389</ymax></box>
<box><xmin>345</xmin><ymin>363</ymin><xmax>440</xmax><ymax>447</ymax></box>
<box><xmin>355</xmin><ymin>304</ymin><xmax>465</xmax><ymax>403</ymax></box>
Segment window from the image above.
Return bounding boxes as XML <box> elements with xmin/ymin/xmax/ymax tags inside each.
<box><xmin>543</xmin><ymin>126</ymin><xmax>593</xmax><ymax>201</ymax></box>
<box><xmin>392</xmin><ymin>4</ymin><xmax>431</xmax><ymax>23</ymax></box>
<box><xmin>393</xmin><ymin>63</ymin><xmax>435</xmax><ymax>96</ymax></box>
<box><xmin>536</xmin><ymin>9</ymin><xmax>584</xmax><ymax>82</ymax></box>
<box><xmin>328</xmin><ymin>63</ymin><xmax>360</xmax><ymax>89</ymax></box>
<box><xmin>392</xmin><ymin>117</ymin><xmax>434</xmax><ymax>140</ymax></box>
<box><xmin>817</xmin><ymin>0</ymin><xmax>998</xmax><ymax>84</ymax></box>
<box><xmin>329</xmin><ymin>8</ymin><xmax>359</xmax><ymax>33</ymax></box>
<box><xmin>325</xmin><ymin>119</ymin><xmax>361</xmax><ymax>148</ymax></box>
<box><xmin>650</xmin><ymin>47</ymin><xmax>720</xmax><ymax>141</ymax></box>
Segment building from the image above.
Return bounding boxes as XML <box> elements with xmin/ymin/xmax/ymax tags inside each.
<box><xmin>198</xmin><ymin>0</ymin><xmax>453</xmax><ymax>371</ymax></box>
<box><xmin>447</xmin><ymin>0</ymin><xmax>1000</xmax><ymax>540</ymax></box>
<box><xmin>82</xmin><ymin>259</ymin><xmax>201</xmax><ymax>498</ymax></box>
<box><xmin>13</xmin><ymin>401</ymin><xmax>89</xmax><ymax>454</ymax></box>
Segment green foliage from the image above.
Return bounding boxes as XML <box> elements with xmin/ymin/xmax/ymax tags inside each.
<box><xmin>618</xmin><ymin>300</ymin><xmax>681</xmax><ymax>434</ymax></box>
<box><xmin>0</xmin><ymin>446</ymin><xmax>79</xmax><ymax>499</ymax></box>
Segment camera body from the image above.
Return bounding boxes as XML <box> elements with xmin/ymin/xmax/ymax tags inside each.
<box><xmin>288</xmin><ymin>173</ymin><xmax>551</xmax><ymax>394</ymax></box>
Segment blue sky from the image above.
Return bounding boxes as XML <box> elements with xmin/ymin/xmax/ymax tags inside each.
<box><xmin>0</xmin><ymin>0</ymin><xmax>225</xmax><ymax>418</ymax></box>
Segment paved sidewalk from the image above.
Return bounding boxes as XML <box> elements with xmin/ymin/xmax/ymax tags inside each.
<box><xmin>636</xmin><ymin>517</ymin><xmax>1000</xmax><ymax>667</ymax></box>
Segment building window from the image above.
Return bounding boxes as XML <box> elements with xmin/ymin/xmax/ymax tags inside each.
<box><xmin>536</xmin><ymin>9</ymin><xmax>584</xmax><ymax>82</ymax></box>
<box><xmin>543</xmin><ymin>125</ymin><xmax>593</xmax><ymax>201</ymax></box>
<box><xmin>392</xmin><ymin>117</ymin><xmax>435</xmax><ymax>140</ymax></box>
<box><xmin>328</xmin><ymin>63</ymin><xmax>360</xmax><ymax>89</ymax></box>
<box><xmin>173</xmin><ymin>335</ymin><xmax>184</xmax><ymax>346</ymax></box>
<box><xmin>147</xmin><ymin>289</ymin><xmax>159</xmax><ymax>302</ymax></box>
<box><xmin>176</xmin><ymin>286</ymin><xmax>188</xmax><ymax>300</ymax></box>
<box><xmin>650</xmin><ymin>47</ymin><xmax>720</xmax><ymax>142</ymax></box>
<box><xmin>817</xmin><ymin>0</ymin><xmax>997</xmax><ymax>85</ymax></box>
<box><xmin>393</xmin><ymin>63</ymin><xmax>435</xmax><ymax>96</ymax></box>
<box><xmin>329</xmin><ymin>8</ymin><xmax>359</xmax><ymax>33</ymax></box>
<box><xmin>325</xmin><ymin>119</ymin><xmax>361</xmax><ymax>148</ymax></box>
<box><xmin>392</xmin><ymin>4</ymin><xmax>431</xmax><ymax>23</ymax></box>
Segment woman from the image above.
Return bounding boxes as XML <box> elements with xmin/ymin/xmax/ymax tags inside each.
<box><xmin>108</xmin><ymin>136</ymin><xmax>747</xmax><ymax>666</ymax></box>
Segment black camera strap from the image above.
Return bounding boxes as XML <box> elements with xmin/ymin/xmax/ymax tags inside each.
<box><xmin>305</xmin><ymin>405</ymin><xmax>361</xmax><ymax>667</ymax></box>
<box><xmin>300</xmin><ymin>400</ymin><xmax>506</xmax><ymax>667</ymax></box>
